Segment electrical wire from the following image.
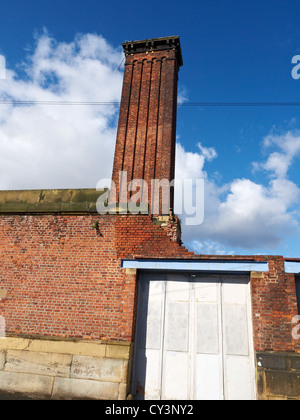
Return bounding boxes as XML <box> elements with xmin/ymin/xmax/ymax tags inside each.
<box><xmin>179</xmin><ymin>102</ymin><xmax>300</xmax><ymax>107</ymax></box>
<box><xmin>1</xmin><ymin>100</ymin><xmax>300</xmax><ymax>107</ymax></box>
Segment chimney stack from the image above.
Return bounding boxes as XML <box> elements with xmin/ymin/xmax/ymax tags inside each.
<box><xmin>111</xmin><ymin>36</ymin><xmax>183</xmax><ymax>215</ymax></box>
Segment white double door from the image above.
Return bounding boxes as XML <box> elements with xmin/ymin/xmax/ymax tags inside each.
<box><xmin>132</xmin><ymin>273</ymin><xmax>256</xmax><ymax>400</ymax></box>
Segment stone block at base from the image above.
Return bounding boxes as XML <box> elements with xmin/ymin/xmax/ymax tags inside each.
<box><xmin>0</xmin><ymin>371</ymin><xmax>54</xmax><ymax>399</ymax></box>
<box><xmin>5</xmin><ymin>350</ymin><xmax>72</xmax><ymax>378</ymax></box>
<box><xmin>71</xmin><ymin>355</ymin><xmax>125</xmax><ymax>383</ymax></box>
<box><xmin>52</xmin><ymin>377</ymin><xmax>119</xmax><ymax>400</ymax></box>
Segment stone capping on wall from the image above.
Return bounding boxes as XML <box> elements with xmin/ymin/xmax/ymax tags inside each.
<box><xmin>0</xmin><ymin>189</ymin><xmax>107</xmax><ymax>213</ymax></box>
<box><xmin>0</xmin><ymin>337</ymin><xmax>133</xmax><ymax>400</ymax></box>
<box><xmin>0</xmin><ymin>189</ymin><xmax>150</xmax><ymax>215</ymax></box>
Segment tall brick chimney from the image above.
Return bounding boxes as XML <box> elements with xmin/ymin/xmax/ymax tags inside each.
<box><xmin>111</xmin><ymin>36</ymin><xmax>183</xmax><ymax>215</ymax></box>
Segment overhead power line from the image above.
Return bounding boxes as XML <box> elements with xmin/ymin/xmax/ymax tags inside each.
<box><xmin>1</xmin><ymin>100</ymin><xmax>300</xmax><ymax>107</ymax></box>
<box><xmin>0</xmin><ymin>100</ymin><xmax>120</xmax><ymax>106</ymax></box>
<box><xmin>179</xmin><ymin>102</ymin><xmax>300</xmax><ymax>107</ymax></box>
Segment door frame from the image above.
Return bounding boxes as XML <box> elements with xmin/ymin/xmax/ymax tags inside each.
<box><xmin>131</xmin><ymin>270</ymin><xmax>257</xmax><ymax>400</ymax></box>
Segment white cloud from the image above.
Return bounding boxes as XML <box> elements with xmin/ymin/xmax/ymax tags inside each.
<box><xmin>0</xmin><ymin>31</ymin><xmax>299</xmax><ymax>254</ymax></box>
<box><xmin>253</xmin><ymin>131</ymin><xmax>300</xmax><ymax>179</ymax></box>
<box><xmin>189</xmin><ymin>239</ymin><xmax>232</xmax><ymax>255</ymax></box>
<box><xmin>175</xmin><ymin>137</ymin><xmax>300</xmax><ymax>252</ymax></box>
<box><xmin>197</xmin><ymin>142</ymin><xmax>218</xmax><ymax>162</ymax></box>
<box><xmin>202</xmin><ymin>177</ymin><xmax>299</xmax><ymax>248</ymax></box>
<box><xmin>0</xmin><ymin>31</ymin><xmax>123</xmax><ymax>190</ymax></box>
<box><xmin>177</xmin><ymin>85</ymin><xmax>188</xmax><ymax>105</ymax></box>
<box><xmin>175</xmin><ymin>142</ymin><xmax>218</xmax><ymax>185</ymax></box>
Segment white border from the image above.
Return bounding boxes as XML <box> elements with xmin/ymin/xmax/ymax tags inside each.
<box><xmin>122</xmin><ymin>259</ymin><xmax>269</xmax><ymax>272</ymax></box>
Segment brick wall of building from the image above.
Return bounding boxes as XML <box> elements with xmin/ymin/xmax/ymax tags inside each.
<box><xmin>251</xmin><ymin>257</ymin><xmax>300</xmax><ymax>354</ymax></box>
<box><xmin>0</xmin><ymin>212</ymin><xmax>300</xmax><ymax>399</ymax></box>
<box><xmin>0</xmin><ymin>213</ymin><xmax>190</xmax><ymax>342</ymax></box>
<box><xmin>0</xmin><ymin>211</ymin><xmax>299</xmax><ymax>356</ymax></box>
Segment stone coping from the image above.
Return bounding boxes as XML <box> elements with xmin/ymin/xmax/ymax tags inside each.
<box><xmin>0</xmin><ymin>336</ymin><xmax>132</xmax><ymax>360</ymax></box>
<box><xmin>0</xmin><ymin>189</ymin><xmax>151</xmax><ymax>214</ymax></box>
<box><xmin>0</xmin><ymin>188</ymin><xmax>107</xmax><ymax>213</ymax></box>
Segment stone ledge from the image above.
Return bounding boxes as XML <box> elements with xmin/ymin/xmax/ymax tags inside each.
<box><xmin>28</xmin><ymin>339</ymin><xmax>107</xmax><ymax>359</ymax></box>
<box><xmin>257</xmin><ymin>351</ymin><xmax>300</xmax><ymax>372</ymax></box>
<box><xmin>0</xmin><ymin>337</ymin><xmax>132</xmax><ymax>360</ymax></box>
<box><xmin>0</xmin><ymin>189</ymin><xmax>153</xmax><ymax>215</ymax></box>
<box><xmin>0</xmin><ymin>338</ymin><xmax>30</xmax><ymax>351</ymax></box>
<box><xmin>0</xmin><ymin>188</ymin><xmax>107</xmax><ymax>213</ymax></box>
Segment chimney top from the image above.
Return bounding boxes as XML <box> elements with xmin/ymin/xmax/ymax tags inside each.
<box><xmin>122</xmin><ymin>36</ymin><xmax>183</xmax><ymax>67</ymax></box>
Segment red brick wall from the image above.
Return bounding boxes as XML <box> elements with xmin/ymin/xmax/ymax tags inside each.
<box><xmin>251</xmin><ymin>256</ymin><xmax>300</xmax><ymax>353</ymax></box>
<box><xmin>0</xmin><ymin>214</ymin><xmax>190</xmax><ymax>342</ymax></box>
<box><xmin>0</xmin><ymin>213</ymin><xmax>299</xmax><ymax>354</ymax></box>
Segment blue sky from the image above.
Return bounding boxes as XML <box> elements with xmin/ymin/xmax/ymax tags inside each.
<box><xmin>0</xmin><ymin>0</ymin><xmax>300</xmax><ymax>257</ymax></box>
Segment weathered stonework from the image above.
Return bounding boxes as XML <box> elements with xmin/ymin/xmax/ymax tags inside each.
<box><xmin>256</xmin><ymin>352</ymin><xmax>300</xmax><ymax>400</ymax></box>
<box><xmin>0</xmin><ymin>337</ymin><xmax>132</xmax><ymax>400</ymax></box>
<box><xmin>0</xmin><ymin>352</ymin><xmax>5</xmax><ymax>370</ymax></box>
<box><xmin>0</xmin><ymin>188</ymin><xmax>107</xmax><ymax>213</ymax></box>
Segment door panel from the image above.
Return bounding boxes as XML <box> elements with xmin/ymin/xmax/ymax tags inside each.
<box><xmin>197</xmin><ymin>303</ymin><xmax>219</xmax><ymax>354</ymax></box>
<box><xmin>133</xmin><ymin>276</ymin><xmax>166</xmax><ymax>400</ymax></box>
<box><xmin>225</xmin><ymin>356</ymin><xmax>253</xmax><ymax>400</ymax></box>
<box><xmin>224</xmin><ymin>304</ymin><xmax>249</xmax><ymax>356</ymax></box>
<box><xmin>163</xmin><ymin>352</ymin><xmax>189</xmax><ymax>400</ymax></box>
<box><xmin>196</xmin><ymin>354</ymin><xmax>223</xmax><ymax>400</ymax></box>
<box><xmin>162</xmin><ymin>279</ymin><xmax>191</xmax><ymax>400</ymax></box>
<box><xmin>166</xmin><ymin>301</ymin><xmax>189</xmax><ymax>352</ymax></box>
<box><xmin>132</xmin><ymin>273</ymin><xmax>255</xmax><ymax>400</ymax></box>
